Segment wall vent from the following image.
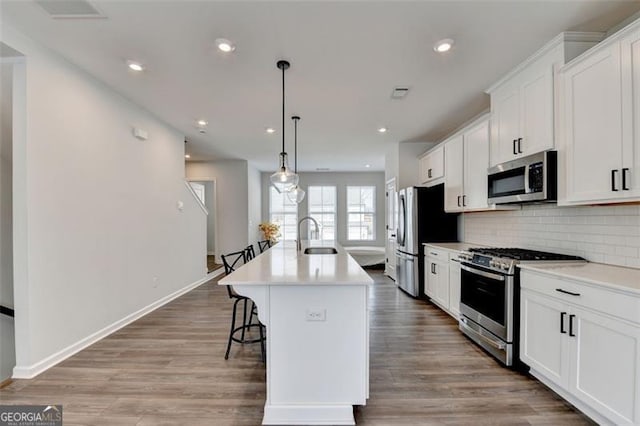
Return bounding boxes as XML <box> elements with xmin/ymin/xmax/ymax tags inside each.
<box><xmin>391</xmin><ymin>87</ymin><xmax>410</xmax><ymax>99</ymax></box>
<box><xmin>316</xmin><ymin>168</ymin><xmax>330</xmax><ymax>171</ymax></box>
<box><xmin>35</xmin><ymin>0</ymin><xmax>106</xmax><ymax>19</ymax></box>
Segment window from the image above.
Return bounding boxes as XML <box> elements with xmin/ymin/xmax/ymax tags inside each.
<box><xmin>269</xmin><ymin>186</ymin><xmax>298</xmax><ymax>241</ymax></box>
<box><xmin>347</xmin><ymin>186</ymin><xmax>376</xmax><ymax>241</ymax></box>
<box><xmin>307</xmin><ymin>186</ymin><xmax>336</xmax><ymax>241</ymax></box>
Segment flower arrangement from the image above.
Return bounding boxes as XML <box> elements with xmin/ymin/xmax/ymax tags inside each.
<box><xmin>259</xmin><ymin>222</ymin><xmax>281</xmax><ymax>244</ymax></box>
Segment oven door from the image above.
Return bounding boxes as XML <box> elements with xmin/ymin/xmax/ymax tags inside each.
<box><xmin>460</xmin><ymin>263</ymin><xmax>513</xmax><ymax>342</ymax></box>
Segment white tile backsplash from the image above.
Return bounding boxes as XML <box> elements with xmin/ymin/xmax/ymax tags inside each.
<box><xmin>463</xmin><ymin>204</ymin><xmax>640</xmax><ymax>269</ymax></box>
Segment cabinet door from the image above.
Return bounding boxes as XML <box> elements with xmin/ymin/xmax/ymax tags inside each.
<box><xmin>569</xmin><ymin>307</ymin><xmax>640</xmax><ymax>425</ymax></box>
<box><xmin>448</xmin><ymin>260</ymin><xmax>461</xmax><ymax>319</ymax></box>
<box><xmin>444</xmin><ymin>135</ymin><xmax>464</xmax><ymax>212</ymax></box>
<box><xmin>431</xmin><ymin>259</ymin><xmax>450</xmax><ymax>310</ymax></box>
<box><xmin>563</xmin><ymin>43</ymin><xmax>625</xmax><ymax>203</ymax></box>
<box><xmin>463</xmin><ymin>120</ymin><xmax>490</xmax><ymax>210</ymax></box>
<box><xmin>520</xmin><ymin>289</ymin><xmax>570</xmax><ymax>389</ymax></box>
<box><xmin>424</xmin><ymin>256</ymin><xmax>435</xmax><ymax>298</ymax></box>
<box><xmin>490</xmin><ymin>84</ymin><xmax>520</xmax><ymax>166</ymax></box>
<box><xmin>418</xmin><ymin>155</ymin><xmax>428</xmax><ymax>184</ymax></box>
<box><xmin>622</xmin><ymin>30</ymin><xmax>640</xmax><ymax>199</ymax></box>
<box><xmin>520</xmin><ymin>61</ymin><xmax>554</xmax><ymax>156</ymax></box>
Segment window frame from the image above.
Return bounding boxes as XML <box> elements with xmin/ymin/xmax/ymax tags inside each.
<box><xmin>306</xmin><ymin>185</ymin><xmax>337</xmax><ymax>241</ymax></box>
<box><xmin>346</xmin><ymin>186</ymin><xmax>376</xmax><ymax>241</ymax></box>
<box><xmin>269</xmin><ymin>185</ymin><xmax>298</xmax><ymax>241</ymax></box>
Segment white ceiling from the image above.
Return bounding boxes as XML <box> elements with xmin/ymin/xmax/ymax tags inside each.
<box><xmin>3</xmin><ymin>1</ymin><xmax>640</xmax><ymax>171</ymax></box>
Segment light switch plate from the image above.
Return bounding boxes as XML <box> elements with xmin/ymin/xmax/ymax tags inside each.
<box><xmin>305</xmin><ymin>309</ymin><xmax>326</xmax><ymax>322</ymax></box>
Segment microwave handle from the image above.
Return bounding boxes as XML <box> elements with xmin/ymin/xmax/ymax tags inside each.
<box><xmin>524</xmin><ymin>163</ymin><xmax>530</xmax><ymax>194</ymax></box>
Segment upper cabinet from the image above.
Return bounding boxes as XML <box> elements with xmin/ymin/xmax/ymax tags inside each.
<box><xmin>560</xmin><ymin>20</ymin><xmax>640</xmax><ymax>205</ymax></box>
<box><xmin>418</xmin><ymin>145</ymin><xmax>444</xmax><ymax>185</ymax></box>
<box><xmin>444</xmin><ymin>116</ymin><xmax>497</xmax><ymax>213</ymax></box>
<box><xmin>487</xmin><ymin>32</ymin><xmax>603</xmax><ymax>167</ymax></box>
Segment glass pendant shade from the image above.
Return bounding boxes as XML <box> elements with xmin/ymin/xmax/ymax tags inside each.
<box><xmin>270</xmin><ymin>152</ymin><xmax>298</xmax><ymax>193</ymax></box>
<box><xmin>287</xmin><ymin>185</ymin><xmax>306</xmax><ymax>203</ymax></box>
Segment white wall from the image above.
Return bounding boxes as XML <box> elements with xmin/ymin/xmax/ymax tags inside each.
<box><xmin>385</xmin><ymin>141</ymin><xmax>434</xmax><ymax>190</ymax></box>
<box><xmin>261</xmin><ymin>172</ymin><xmax>386</xmax><ymax>247</ymax></box>
<box><xmin>247</xmin><ymin>164</ymin><xmax>262</xmax><ymax>245</ymax></box>
<box><xmin>3</xmin><ymin>26</ymin><xmax>207</xmax><ymax>377</ymax></box>
<box><xmin>186</xmin><ymin>160</ymin><xmax>250</xmax><ymax>256</ymax></box>
<box><xmin>464</xmin><ymin>204</ymin><xmax>640</xmax><ymax>269</ymax></box>
<box><xmin>203</xmin><ymin>182</ymin><xmax>216</xmax><ymax>255</ymax></box>
<box><xmin>0</xmin><ymin>61</ymin><xmax>15</xmax><ymax>382</ymax></box>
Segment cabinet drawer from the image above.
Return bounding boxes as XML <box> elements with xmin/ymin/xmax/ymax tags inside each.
<box><xmin>521</xmin><ymin>270</ymin><xmax>640</xmax><ymax>325</ymax></box>
<box><xmin>424</xmin><ymin>246</ymin><xmax>449</xmax><ymax>261</ymax></box>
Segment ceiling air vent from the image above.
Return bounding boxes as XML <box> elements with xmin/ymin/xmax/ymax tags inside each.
<box><xmin>35</xmin><ymin>0</ymin><xmax>106</xmax><ymax>19</ymax></box>
<box><xmin>316</xmin><ymin>168</ymin><xmax>330</xmax><ymax>171</ymax></box>
<box><xmin>391</xmin><ymin>87</ymin><xmax>410</xmax><ymax>99</ymax></box>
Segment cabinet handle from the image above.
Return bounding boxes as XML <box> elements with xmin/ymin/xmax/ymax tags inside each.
<box><xmin>569</xmin><ymin>314</ymin><xmax>576</xmax><ymax>337</ymax></box>
<box><xmin>513</xmin><ymin>139</ymin><xmax>518</xmax><ymax>155</ymax></box>
<box><xmin>428</xmin><ymin>168</ymin><xmax>432</xmax><ymax>179</ymax></box>
<box><xmin>622</xmin><ymin>168</ymin><xmax>630</xmax><ymax>190</ymax></box>
<box><xmin>517</xmin><ymin>137</ymin><xmax>523</xmax><ymax>154</ymax></box>
<box><xmin>432</xmin><ymin>263</ymin><xmax>437</xmax><ymax>274</ymax></box>
<box><xmin>462</xmin><ymin>195</ymin><xmax>467</xmax><ymax>207</ymax></box>
<box><xmin>555</xmin><ymin>288</ymin><xmax>581</xmax><ymax>297</ymax></box>
<box><xmin>560</xmin><ymin>312</ymin><xmax>567</xmax><ymax>334</ymax></box>
<box><xmin>430</xmin><ymin>252</ymin><xmax>438</xmax><ymax>256</ymax></box>
<box><xmin>457</xmin><ymin>195</ymin><xmax>461</xmax><ymax>207</ymax></box>
<box><xmin>612</xmin><ymin>169</ymin><xmax>619</xmax><ymax>191</ymax></box>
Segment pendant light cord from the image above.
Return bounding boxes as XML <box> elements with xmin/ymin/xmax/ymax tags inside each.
<box><xmin>281</xmin><ymin>64</ymin><xmax>285</xmax><ymax>156</ymax></box>
<box><xmin>294</xmin><ymin>118</ymin><xmax>298</xmax><ymax>173</ymax></box>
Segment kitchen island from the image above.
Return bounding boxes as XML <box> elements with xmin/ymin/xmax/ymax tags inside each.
<box><xmin>219</xmin><ymin>241</ymin><xmax>373</xmax><ymax>425</ymax></box>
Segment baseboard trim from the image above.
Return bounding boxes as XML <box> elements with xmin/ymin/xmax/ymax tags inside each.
<box><xmin>12</xmin><ymin>273</ymin><xmax>219</xmax><ymax>379</ymax></box>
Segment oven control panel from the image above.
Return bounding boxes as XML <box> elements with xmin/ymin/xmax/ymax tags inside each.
<box><xmin>472</xmin><ymin>254</ymin><xmax>492</xmax><ymax>268</ymax></box>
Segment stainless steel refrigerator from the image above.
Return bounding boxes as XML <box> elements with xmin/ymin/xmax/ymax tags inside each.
<box><xmin>395</xmin><ymin>184</ymin><xmax>458</xmax><ymax>297</ymax></box>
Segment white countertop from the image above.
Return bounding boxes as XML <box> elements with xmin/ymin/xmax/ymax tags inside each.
<box><xmin>219</xmin><ymin>240</ymin><xmax>374</xmax><ymax>286</ymax></box>
<box><xmin>422</xmin><ymin>242</ymin><xmax>487</xmax><ymax>253</ymax></box>
<box><xmin>519</xmin><ymin>262</ymin><xmax>640</xmax><ymax>295</ymax></box>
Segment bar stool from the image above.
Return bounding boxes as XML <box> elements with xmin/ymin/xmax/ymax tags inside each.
<box><xmin>257</xmin><ymin>240</ymin><xmax>272</xmax><ymax>253</ymax></box>
<box><xmin>221</xmin><ymin>250</ymin><xmax>266</xmax><ymax>362</ymax></box>
<box><xmin>246</xmin><ymin>244</ymin><xmax>256</xmax><ymax>260</ymax></box>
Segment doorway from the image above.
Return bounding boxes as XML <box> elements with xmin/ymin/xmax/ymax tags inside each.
<box><xmin>188</xmin><ymin>180</ymin><xmax>221</xmax><ymax>273</ymax></box>
<box><xmin>0</xmin><ymin>52</ymin><xmax>18</xmax><ymax>385</ymax></box>
<box><xmin>385</xmin><ymin>178</ymin><xmax>397</xmax><ymax>281</ymax></box>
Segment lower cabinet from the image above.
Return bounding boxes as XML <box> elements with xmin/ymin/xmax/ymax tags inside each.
<box><xmin>520</xmin><ymin>271</ymin><xmax>640</xmax><ymax>425</ymax></box>
<box><xmin>423</xmin><ymin>245</ymin><xmax>460</xmax><ymax>319</ymax></box>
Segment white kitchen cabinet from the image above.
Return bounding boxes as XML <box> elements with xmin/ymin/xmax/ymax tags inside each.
<box><xmin>418</xmin><ymin>146</ymin><xmax>444</xmax><ymax>185</ymax></box>
<box><xmin>520</xmin><ymin>269</ymin><xmax>640</xmax><ymax>425</ymax></box>
<box><xmin>520</xmin><ymin>289</ymin><xmax>571</xmax><ymax>389</ymax></box>
<box><xmin>448</xmin><ymin>259</ymin><xmax>461</xmax><ymax>319</ymax></box>
<box><xmin>424</xmin><ymin>248</ymin><xmax>449</xmax><ymax>308</ymax></box>
<box><xmin>444</xmin><ymin>117</ymin><xmax>497</xmax><ymax>213</ymax></box>
<box><xmin>444</xmin><ymin>135</ymin><xmax>464</xmax><ymax>212</ymax></box>
<box><xmin>560</xmin><ymin>20</ymin><xmax>640</xmax><ymax>205</ymax></box>
<box><xmin>487</xmin><ymin>32</ymin><xmax>603</xmax><ymax>167</ymax></box>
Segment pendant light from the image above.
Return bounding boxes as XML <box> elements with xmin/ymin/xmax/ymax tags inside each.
<box><xmin>287</xmin><ymin>115</ymin><xmax>306</xmax><ymax>203</ymax></box>
<box><xmin>270</xmin><ymin>60</ymin><xmax>299</xmax><ymax>193</ymax></box>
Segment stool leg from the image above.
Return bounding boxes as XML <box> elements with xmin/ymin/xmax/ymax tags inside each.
<box><xmin>225</xmin><ymin>299</ymin><xmax>240</xmax><ymax>360</ymax></box>
<box><xmin>259</xmin><ymin>323</ymin><xmax>266</xmax><ymax>363</ymax></box>
<box><xmin>247</xmin><ymin>301</ymin><xmax>255</xmax><ymax>327</ymax></box>
<box><xmin>241</xmin><ymin>299</ymin><xmax>248</xmax><ymax>341</ymax></box>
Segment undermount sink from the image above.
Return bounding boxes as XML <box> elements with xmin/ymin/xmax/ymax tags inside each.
<box><xmin>304</xmin><ymin>247</ymin><xmax>338</xmax><ymax>255</ymax></box>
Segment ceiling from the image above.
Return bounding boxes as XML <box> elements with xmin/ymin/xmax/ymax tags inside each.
<box><xmin>2</xmin><ymin>1</ymin><xmax>640</xmax><ymax>171</ymax></box>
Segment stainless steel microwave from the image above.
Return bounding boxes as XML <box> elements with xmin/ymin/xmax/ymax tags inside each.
<box><xmin>487</xmin><ymin>151</ymin><xmax>557</xmax><ymax>204</ymax></box>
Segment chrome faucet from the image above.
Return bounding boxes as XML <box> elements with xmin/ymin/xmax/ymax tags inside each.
<box><xmin>297</xmin><ymin>216</ymin><xmax>320</xmax><ymax>251</ymax></box>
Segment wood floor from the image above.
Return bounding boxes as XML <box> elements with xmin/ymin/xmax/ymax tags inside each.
<box><xmin>207</xmin><ymin>255</ymin><xmax>223</xmax><ymax>273</ymax></box>
<box><xmin>0</xmin><ymin>271</ymin><xmax>593</xmax><ymax>425</ymax></box>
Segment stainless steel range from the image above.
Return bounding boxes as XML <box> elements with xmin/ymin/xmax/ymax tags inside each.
<box><xmin>458</xmin><ymin>247</ymin><xmax>585</xmax><ymax>367</ymax></box>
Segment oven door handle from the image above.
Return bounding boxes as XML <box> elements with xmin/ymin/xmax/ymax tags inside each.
<box><xmin>460</xmin><ymin>318</ymin><xmax>506</xmax><ymax>350</ymax></box>
<box><xmin>460</xmin><ymin>264</ymin><xmax>506</xmax><ymax>281</ymax></box>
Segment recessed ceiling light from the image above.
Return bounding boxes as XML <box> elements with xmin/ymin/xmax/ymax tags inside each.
<box><xmin>197</xmin><ymin>119</ymin><xmax>208</xmax><ymax>126</ymax></box>
<box><xmin>378</xmin><ymin>127</ymin><xmax>387</xmax><ymax>133</ymax></box>
<box><xmin>185</xmin><ymin>154</ymin><xmax>191</xmax><ymax>159</ymax></box>
<box><xmin>215</xmin><ymin>38</ymin><xmax>236</xmax><ymax>53</ymax></box>
<box><xmin>266</xmin><ymin>127</ymin><xmax>276</xmax><ymax>134</ymax></box>
<box><xmin>365</xmin><ymin>164</ymin><xmax>371</xmax><ymax>168</ymax></box>
<box><xmin>127</xmin><ymin>60</ymin><xmax>144</xmax><ymax>72</ymax></box>
<box><xmin>434</xmin><ymin>38</ymin><xmax>454</xmax><ymax>53</ymax></box>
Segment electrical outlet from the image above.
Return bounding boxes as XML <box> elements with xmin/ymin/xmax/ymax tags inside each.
<box><xmin>305</xmin><ymin>309</ymin><xmax>326</xmax><ymax>322</ymax></box>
